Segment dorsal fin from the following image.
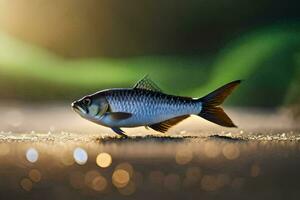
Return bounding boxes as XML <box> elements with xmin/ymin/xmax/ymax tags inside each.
<box><xmin>149</xmin><ymin>115</ymin><xmax>190</xmax><ymax>133</ymax></box>
<box><xmin>133</xmin><ymin>75</ymin><xmax>162</xmax><ymax>92</ymax></box>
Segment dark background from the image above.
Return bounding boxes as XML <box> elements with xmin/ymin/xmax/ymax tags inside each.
<box><xmin>0</xmin><ymin>0</ymin><xmax>299</xmax><ymax>115</ymax></box>
<box><xmin>1</xmin><ymin>0</ymin><xmax>299</xmax><ymax>57</ymax></box>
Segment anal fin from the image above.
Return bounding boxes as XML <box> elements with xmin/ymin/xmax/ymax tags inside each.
<box><xmin>149</xmin><ymin>115</ymin><xmax>190</xmax><ymax>133</ymax></box>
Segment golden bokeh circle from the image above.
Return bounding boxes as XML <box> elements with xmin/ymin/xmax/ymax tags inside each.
<box><xmin>183</xmin><ymin>166</ymin><xmax>202</xmax><ymax>186</ymax></box>
<box><xmin>112</xmin><ymin>169</ymin><xmax>130</xmax><ymax>188</ymax></box>
<box><xmin>29</xmin><ymin>169</ymin><xmax>42</xmax><ymax>182</ymax></box>
<box><xmin>175</xmin><ymin>149</ymin><xmax>193</xmax><ymax>165</ymax></box>
<box><xmin>115</xmin><ymin>162</ymin><xmax>134</xmax><ymax>177</ymax></box>
<box><xmin>222</xmin><ymin>144</ymin><xmax>240</xmax><ymax>160</ymax></box>
<box><xmin>92</xmin><ymin>175</ymin><xmax>107</xmax><ymax>192</ymax></box>
<box><xmin>60</xmin><ymin>152</ymin><xmax>75</xmax><ymax>166</ymax></box>
<box><xmin>85</xmin><ymin>170</ymin><xmax>100</xmax><ymax>187</ymax></box>
<box><xmin>96</xmin><ymin>153</ymin><xmax>112</xmax><ymax>168</ymax></box>
<box><xmin>201</xmin><ymin>175</ymin><xmax>218</xmax><ymax>191</ymax></box>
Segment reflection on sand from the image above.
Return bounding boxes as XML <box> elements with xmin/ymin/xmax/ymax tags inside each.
<box><xmin>0</xmin><ymin>132</ymin><xmax>299</xmax><ymax>200</ymax></box>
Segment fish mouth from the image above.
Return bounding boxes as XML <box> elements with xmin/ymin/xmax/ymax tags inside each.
<box><xmin>71</xmin><ymin>102</ymin><xmax>87</xmax><ymax>115</ymax></box>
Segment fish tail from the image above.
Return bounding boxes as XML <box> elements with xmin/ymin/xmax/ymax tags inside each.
<box><xmin>197</xmin><ymin>80</ymin><xmax>241</xmax><ymax>127</ymax></box>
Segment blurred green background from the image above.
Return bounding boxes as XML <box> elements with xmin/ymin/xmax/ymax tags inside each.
<box><xmin>0</xmin><ymin>0</ymin><xmax>299</xmax><ymax>115</ymax></box>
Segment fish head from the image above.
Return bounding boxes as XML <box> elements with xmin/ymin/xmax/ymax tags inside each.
<box><xmin>71</xmin><ymin>94</ymin><xmax>109</xmax><ymax>119</ymax></box>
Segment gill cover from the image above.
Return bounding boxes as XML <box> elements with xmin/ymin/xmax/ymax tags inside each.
<box><xmin>99</xmin><ymin>97</ymin><xmax>109</xmax><ymax>116</ymax></box>
<box><xmin>89</xmin><ymin>97</ymin><xmax>109</xmax><ymax>117</ymax></box>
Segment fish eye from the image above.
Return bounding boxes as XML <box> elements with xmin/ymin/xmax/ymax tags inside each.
<box><xmin>83</xmin><ymin>98</ymin><xmax>91</xmax><ymax>106</ymax></box>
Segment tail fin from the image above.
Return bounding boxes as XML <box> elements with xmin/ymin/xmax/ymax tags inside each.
<box><xmin>198</xmin><ymin>80</ymin><xmax>241</xmax><ymax>127</ymax></box>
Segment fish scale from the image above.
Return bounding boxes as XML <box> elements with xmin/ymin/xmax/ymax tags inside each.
<box><xmin>103</xmin><ymin>89</ymin><xmax>201</xmax><ymax>127</ymax></box>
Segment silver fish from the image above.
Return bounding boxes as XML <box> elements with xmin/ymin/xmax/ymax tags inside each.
<box><xmin>72</xmin><ymin>76</ymin><xmax>241</xmax><ymax>137</ymax></box>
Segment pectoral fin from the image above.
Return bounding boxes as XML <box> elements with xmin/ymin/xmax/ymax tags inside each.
<box><xmin>107</xmin><ymin>112</ymin><xmax>132</xmax><ymax>120</ymax></box>
<box><xmin>149</xmin><ymin>115</ymin><xmax>190</xmax><ymax>133</ymax></box>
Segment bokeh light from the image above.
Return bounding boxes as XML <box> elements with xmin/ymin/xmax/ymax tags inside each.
<box><xmin>26</xmin><ymin>148</ymin><xmax>39</xmax><ymax>163</ymax></box>
<box><xmin>204</xmin><ymin>143</ymin><xmax>221</xmax><ymax>158</ymax></box>
<box><xmin>115</xmin><ymin>162</ymin><xmax>134</xmax><ymax>177</ymax></box>
<box><xmin>183</xmin><ymin>166</ymin><xmax>201</xmax><ymax>187</ymax></box>
<box><xmin>85</xmin><ymin>170</ymin><xmax>100</xmax><ymax>186</ymax></box>
<box><xmin>73</xmin><ymin>147</ymin><xmax>88</xmax><ymax>165</ymax></box>
<box><xmin>60</xmin><ymin>152</ymin><xmax>75</xmax><ymax>166</ymax></box>
<box><xmin>96</xmin><ymin>152</ymin><xmax>112</xmax><ymax>168</ymax></box>
<box><xmin>201</xmin><ymin>175</ymin><xmax>218</xmax><ymax>191</ymax></box>
<box><xmin>20</xmin><ymin>178</ymin><xmax>33</xmax><ymax>191</ymax></box>
<box><xmin>175</xmin><ymin>149</ymin><xmax>193</xmax><ymax>165</ymax></box>
<box><xmin>84</xmin><ymin>170</ymin><xmax>108</xmax><ymax>192</ymax></box>
<box><xmin>222</xmin><ymin>144</ymin><xmax>240</xmax><ymax>160</ymax></box>
<box><xmin>92</xmin><ymin>175</ymin><xmax>107</xmax><ymax>192</ymax></box>
<box><xmin>112</xmin><ymin>169</ymin><xmax>130</xmax><ymax>188</ymax></box>
<box><xmin>29</xmin><ymin>169</ymin><xmax>42</xmax><ymax>182</ymax></box>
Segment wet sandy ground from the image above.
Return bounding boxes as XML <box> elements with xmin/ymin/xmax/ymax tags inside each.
<box><xmin>0</xmin><ymin>103</ymin><xmax>300</xmax><ymax>200</ymax></box>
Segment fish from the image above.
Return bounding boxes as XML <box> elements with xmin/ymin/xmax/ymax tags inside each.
<box><xmin>72</xmin><ymin>76</ymin><xmax>241</xmax><ymax>137</ymax></box>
